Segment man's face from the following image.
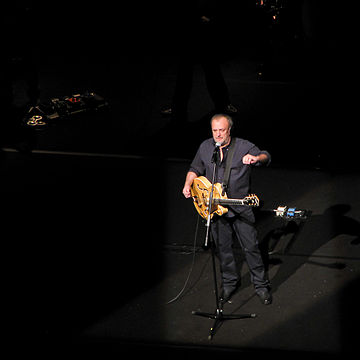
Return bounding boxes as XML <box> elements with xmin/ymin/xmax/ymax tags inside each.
<box><xmin>211</xmin><ymin>117</ymin><xmax>231</xmax><ymax>146</ymax></box>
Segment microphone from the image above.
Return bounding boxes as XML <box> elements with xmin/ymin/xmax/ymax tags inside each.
<box><xmin>212</xmin><ymin>142</ymin><xmax>221</xmax><ymax>162</ymax></box>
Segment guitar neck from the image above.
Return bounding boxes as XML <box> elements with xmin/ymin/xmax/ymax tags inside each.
<box><xmin>214</xmin><ymin>198</ymin><xmax>247</xmax><ymax>206</ymax></box>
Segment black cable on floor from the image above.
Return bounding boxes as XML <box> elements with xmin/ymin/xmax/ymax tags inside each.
<box><xmin>165</xmin><ymin>215</ymin><xmax>201</xmax><ymax>305</ymax></box>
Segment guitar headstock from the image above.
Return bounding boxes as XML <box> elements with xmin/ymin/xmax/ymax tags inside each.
<box><xmin>244</xmin><ymin>194</ymin><xmax>259</xmax><ymax>207</ymax></box>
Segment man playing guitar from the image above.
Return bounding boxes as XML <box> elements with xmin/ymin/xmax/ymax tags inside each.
<box><xmin>182</xmin><ymin>114</ymin><xmax>272</xmax><ymax>305</ymax></box>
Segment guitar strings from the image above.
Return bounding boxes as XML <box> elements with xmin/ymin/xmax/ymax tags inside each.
<box><xmin>165</xmin><ymin>214</ymin><xmax>201</xmax><ymax>305</ymax></box>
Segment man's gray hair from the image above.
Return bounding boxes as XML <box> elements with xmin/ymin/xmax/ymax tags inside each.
<box><xmin>210</xmin><ymin>113</ymin><xmax>233</xmax><ymax>130</ymax></box>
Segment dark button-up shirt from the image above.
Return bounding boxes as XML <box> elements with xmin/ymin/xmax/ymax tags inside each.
<box><xmin>189</xmin><ymin>137</ymin><xmax>271</xmax><ymax>221</ymax></box>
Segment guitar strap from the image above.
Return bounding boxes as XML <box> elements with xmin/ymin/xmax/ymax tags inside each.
<box><xmin>222</xmin><ymin>138</ymin><xmax>237</xmax><ymax>196</ymax></box>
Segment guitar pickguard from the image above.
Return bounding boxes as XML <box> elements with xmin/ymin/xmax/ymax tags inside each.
<box><xmin>191</xmin><ymin>177</ymin><xmax>228</xmax><ymax>219</ymax></box>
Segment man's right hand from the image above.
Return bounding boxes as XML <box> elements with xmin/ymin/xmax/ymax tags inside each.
<box><xmin>183</xmin><ymin>171</ymin><xmax>198</xmax><ymax>198</ymax></box>
<box><xmin>182</xmin><ymin>185</ymin><xmax>192</xmax><ymax>198</ymax></box>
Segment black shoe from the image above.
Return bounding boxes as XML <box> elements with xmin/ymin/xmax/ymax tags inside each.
<box><xmin>220</xmin><ymin>288</ymin><xmax>235</xmax><ymax>303</ymax></box>
<box><xmin>160</xmin><ymin>106</ymin><xmax>187</xmax><ymax>122</ymax></box>
<box><xmin>224</xmin><ymin>103</ymin><xmax>238</xmax><ymax>114</ymax></box>
<box><xmin>160</xmin><ymin>106</ymin><xmax>173</xmax><ymax>116</ymax></box>
<box><xmin>220</xmin><ymin>282</ymin><xmax>240</xmax><ymax>303</ymax></box>
<box><xmin>256</xmin><ymin>288</ymin><xmax>272</xmax><ymax>305</ymax></box>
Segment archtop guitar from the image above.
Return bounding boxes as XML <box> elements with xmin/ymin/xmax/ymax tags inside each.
<box><xmin>190</xmin><ymin>176</ymin><xmax>259</xmax><ymax>219</ymax></box>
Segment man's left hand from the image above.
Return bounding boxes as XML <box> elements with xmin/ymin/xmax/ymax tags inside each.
<box><xmin>242</xmin><ymin>154</ymin><xmax>259</xmax><ymax>165</ymax></box>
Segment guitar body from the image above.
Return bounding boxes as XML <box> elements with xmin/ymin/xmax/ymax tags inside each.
<box><xmin>190</xmin><ymin>176</ymin><xmax>260</xmax><ymax>219</ymax></box>
<box><xmin>191</xmin><ymin>176</ymin><xmax>228</xmax><ymax>219</ymax></box>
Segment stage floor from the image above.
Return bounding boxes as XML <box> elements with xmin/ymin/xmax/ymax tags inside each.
<box><xmin>72</xmin><ymin>164</ymin><xmax>360</xmax><ymax>358</ymax></box>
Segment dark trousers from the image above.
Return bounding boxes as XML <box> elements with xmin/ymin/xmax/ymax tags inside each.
<box><xmin>172</xmin><ymin>23</ymin><xmax>230</xmax><ymax>115</ymax></box>
<box><xmin>211</xmin><ymin>215</ymin><xmax>269</xmax><ymax>290</ymax></box>
<box><xmin>173</xmin><ymin>59</ymin><xmax>230</xmax><ymax>114</ymax></box>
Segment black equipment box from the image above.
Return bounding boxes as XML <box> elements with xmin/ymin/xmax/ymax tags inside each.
<box><xmin>24</xmin><ymin>92</ymin><xmax>108</xmax><ymax>128</ymax></box>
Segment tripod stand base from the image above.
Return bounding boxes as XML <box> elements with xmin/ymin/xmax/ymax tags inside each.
<box><xmin>192</xmin><ymin>308</ymin><xmax>256</xmax><ymax>340</ymax></box>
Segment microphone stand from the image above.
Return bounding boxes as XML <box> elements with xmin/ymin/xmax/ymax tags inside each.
<box><xmin>203</xmin><ymin>146</ymin><xmax>219</xmax><ymax>248</ymax></box>
<box><xmin>192</xmin><ymin>145</ymin><xmax>256</xmax><ymax>340</ymax></box>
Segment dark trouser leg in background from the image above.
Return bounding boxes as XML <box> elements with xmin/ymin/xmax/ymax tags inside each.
<box><xmin>231</xmin><ymin>218</ymin><xmax>270</xmax><ymax>290</ymax></box>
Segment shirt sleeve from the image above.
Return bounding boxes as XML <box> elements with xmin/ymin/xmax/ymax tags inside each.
<box><xmin>248</xmin><ymin>144</ymin><xmax>271</xmax><ymax>166</ymax></box>
<box><xmin>189</xmin><ymin>144</ymin><xmax>206</xmax><ymax>176</ymax></box>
